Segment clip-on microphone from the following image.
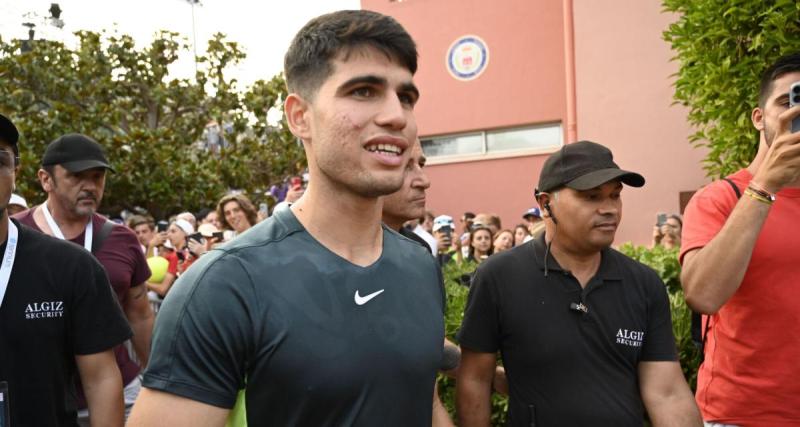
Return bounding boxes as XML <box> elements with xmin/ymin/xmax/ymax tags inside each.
<box><xmin>569</xmin><ymin>302</ymin><xmax>588</xmax><ymax>314</ymax></box>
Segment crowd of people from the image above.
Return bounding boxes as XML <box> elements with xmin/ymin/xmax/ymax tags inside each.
<box><xmin>1</xmin><ymin>8</ymin><xmax>799</xmax><ymax>427</ymax></box>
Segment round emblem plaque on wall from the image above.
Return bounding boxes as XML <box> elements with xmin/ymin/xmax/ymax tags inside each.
<box><xmin>446</xmin><ymin>35</ymin><xmax>489</xmax><ymax>81</ymax></box>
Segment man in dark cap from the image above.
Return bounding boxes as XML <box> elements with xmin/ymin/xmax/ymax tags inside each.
<box><xmin>0</xmin><ymin>116</ymin><xmax>132</xmax><ymax>426</ymax></box>
<box><xmin>14</xmin><ymin>133</ymin><xmax>152</xmax><ymax>424</ymax></box>
<box><xmin>457</xmin><ymin>141</ymin><xmax>700</xmax><ymax>426</ymax></box>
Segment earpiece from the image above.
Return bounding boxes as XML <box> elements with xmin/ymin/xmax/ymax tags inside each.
<box><xmin>544</xmin><ymin>203</ymin><xmax>557</xmax><ymax>225</ymax></box>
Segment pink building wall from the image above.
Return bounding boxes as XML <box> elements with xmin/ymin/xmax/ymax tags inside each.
<box><xmin>364</xmin><ymin>0</ymin><xmax>710</xmax><ymax>244</ymax></box>
<box><xmin>572</xmin><ymin>0</ymin><xmax>708</xmax><ymax>244</ymax></box>
<box><xmin>362</xmin><ymin>0</ymin><xmax>567</xmax><ymax>136</ymax></box>
<box><xmin>362</xmin><ymin>0</ymin><xmax>567</xmax><ymax>229</ymax></box>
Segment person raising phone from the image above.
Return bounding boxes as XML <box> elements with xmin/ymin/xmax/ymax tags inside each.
<box><xmin>681</xmin><ymin>52</ymin><xmax>800</xmax><ymax>426</ymax></box>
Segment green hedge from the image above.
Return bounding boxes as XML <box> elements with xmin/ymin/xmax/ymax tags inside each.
<box><xmin>438</xmin><ymin>245</ymin><xmax>700</xmax><ymax>424</ymax></box>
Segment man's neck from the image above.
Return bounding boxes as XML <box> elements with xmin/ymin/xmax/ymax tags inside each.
<box><xmin>382</xmin><ymin>215</ymin><xmax>404</xmax><ymax>232</ymax></box>
<box><xmin>291</xmin><ymin>179</ymin><xmax>384</xmax><ymax>267</ymax></box>
<box><xmin>547</xmin><ymin>235</ymin><xmax>601</xmax><ymax>288</ymax></box>
<box><xmin>37</xmin><ymin>198</ymin><xmax>90</xmax><ymax>239</ymax></box>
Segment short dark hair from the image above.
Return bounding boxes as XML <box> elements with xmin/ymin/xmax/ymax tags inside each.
<box><xmin>758</xmin><ymin>52</ymin><xmax>800</xmax><ymax>108</ymax></box>
<box><xmin>284</xmin><ymin>10</ymin><xmax>418</xmax><ymax>99</ymax></box>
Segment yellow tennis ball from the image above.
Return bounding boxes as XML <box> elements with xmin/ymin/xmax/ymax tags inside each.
<box><xmin>147</xmin><ymin>256</ymin><xmax>169</xmax><ymax>284</ymax></box>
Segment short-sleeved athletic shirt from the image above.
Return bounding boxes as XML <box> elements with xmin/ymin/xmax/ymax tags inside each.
<box><xmin>0</xmin><ymin>219</ymin><xmax>132</xmax><ymax>426</ymax></box>
<box><xmin>458</xmin><ymin>235</ymin><xmax>677</xmax><ymax>426</ymax></box>
<box><xmin>143</xmin><ymin>208</ymin><xmax>445</xmax><ymax>426</ymax></box>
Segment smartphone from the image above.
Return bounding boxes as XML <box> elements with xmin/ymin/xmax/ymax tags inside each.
<box><xmin>790</xmin><ymin>82</ymin><xmax>800</xmax><ymax>133</ymax></box>
<box><xmin>290</xmin><ymin>176</ymin><xmax>303</xmax><ymax>190</ymax></box>
<box><xmin>212</xmin><ymin>231</ymin><xmax>224</xmax><ymax>240</ymax></box>
<box><xmin>187</xmin><ymin>232</ymin><xmax>203</xmax><ymax>244</ymax></box>
<box><xmin>440</xmin><ymin>225</ymin><xmax>453</xmax><ymax>237</ymax></box>
<box><xmin>656</xmin><ymin>213</ymin><xmax>667</xmax><ymax>227</ymax></box>
<box><xmin>259</xmin><ymin>203</ymin><xmax>269</xmax><ymax>216</ymax></box>
<box><xmin>156</xmin><ymin>220</ymin><xmax>168</xmax><ymax>233</ymax></box>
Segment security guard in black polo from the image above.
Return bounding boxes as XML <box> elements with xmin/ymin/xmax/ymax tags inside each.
<box><xmin>456</xmin><ymin>141</ymin><xmax>702</xmax><ymax>427</ymax></box>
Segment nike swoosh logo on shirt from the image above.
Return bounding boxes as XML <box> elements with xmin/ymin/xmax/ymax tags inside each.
<box><xmin>354</xmin><ymin>289</ymin><xmax>385</xmax><ymax>305</ymax></box>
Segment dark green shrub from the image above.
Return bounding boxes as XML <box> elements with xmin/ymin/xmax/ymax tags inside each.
<box><xmin>438</xmin><ymin>260</ymin><xmax>508</xmax><ymax>426</ymax></box>
<box><xmin>618</xmin><ymin>244</ymin><xmax>701</xmax><ymax>389</ymax></box>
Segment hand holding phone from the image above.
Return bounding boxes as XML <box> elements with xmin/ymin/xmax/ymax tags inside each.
<box><xmin>791</xmin><ymin>82</ymin><xmax>800</xmax><ymax>133</ymax></box>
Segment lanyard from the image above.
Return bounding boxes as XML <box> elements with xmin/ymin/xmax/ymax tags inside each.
<box><xmin>0</xmin><ymin>219</ymin><xmax>19</xmax><ymax>308</ymax></box>
<box><xmin>42</xmin><ymin>202</ymin><xmax>93</xmax><ymax>251</ymax></box>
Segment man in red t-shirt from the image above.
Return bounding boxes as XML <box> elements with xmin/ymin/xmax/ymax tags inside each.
<box><xmin>681</xmin><ymin>52</ymin><xmax>800</xmax><ymax>426</ymax></box>
<box><xmin>14</xmin><ymin>133</ymin><xmax>152</xmax><ymax>424</ymax></box>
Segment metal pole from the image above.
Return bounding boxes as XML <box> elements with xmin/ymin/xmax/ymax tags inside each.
<box><xmin>190</xmin><ymin>0</ymin><xmax>198</xmax><ymax>74</ymax></box>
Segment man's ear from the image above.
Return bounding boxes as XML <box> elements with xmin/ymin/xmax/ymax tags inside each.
<box><xmin>752</xmin><ymin>106</ymin><xmax>764</xmax><ymax>131</ymax></box>
<box><xmin>285</xmin><ymin>93</ymin><xmax>311</xmax><ymax>141</ymax></box>
<box><xmin>536</xmin><ymin>194</ymin><xmax>553</xmax><ymax>218</ymax></box>
<box><xmin>37</xmin><ymin>168</ymin><xmax>54</xmax><ymax>192</ymax></box>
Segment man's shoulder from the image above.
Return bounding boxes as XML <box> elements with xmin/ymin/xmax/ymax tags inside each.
<box><xmin>693</xmin><ymin>169</ymin><xmax>749</xmax><ymax>201</ymax></box>
<box><xmin>14</xmin><ymin>219</ymin><xmax>100</xmax><ymax>265</ymax></box>
<box><xmin>12</xmin><ymin>207</ymin><xmax>36</xmax><ymax>227</ymax></box>
<box><xmin>217</xmin><ymin>210</ymin><xmax>302</xmax><ymax>254</ymax></box>
<box><xmin>390</xmin><ymin>226</ymin><xmax>433</xmax><ymax>254</ymax></box>
<box><xmin>99</xmin><ymin>215</ymin><xmax>138</xmax><ymax>242</ymax></box>
<box><xmin>605</xmin><ymin>247</ymin><xmax>664</xmax><ymax>290</ymax></box>
<box><xmin>480</xmin><ymin>242</ymin><xmax>536</xmax><ymax>274</ymax></box>
<box><xmin>397</xmin><ymin>226</ymin><xmax>430</xmax><ymax>251</ymax></box>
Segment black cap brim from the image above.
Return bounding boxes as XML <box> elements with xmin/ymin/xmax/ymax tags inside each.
<box><xmin>60</xmin><ymin>159</ymin><xmax>116</xmax><ymax>173</ymax></box>
<box><xmin>565</xmin><ymin>168</ymin><xmax>645</xmax><ymax>190</ymax></box>
<box><xmin>0</xmin><ymin>114</ymin><xmax>19</xmax><ymax>146</ymax></box>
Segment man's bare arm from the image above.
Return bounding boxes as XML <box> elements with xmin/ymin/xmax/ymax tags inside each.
<box><xmin>639</xmin><ymin>361</ymin><xmax>702</xmax><ymax>427</ymax></box>
<box><xmin>432</xmin><ymin>382</ymin><xmax>455</xmax><ymax>427</ymax></box>
<box><xmin>681</xmin><ymin>198</ymin><xmax>769</xmax><ymax>313</ymax></box>
<box><xmin>75</xmin><ymin>350</ymin><xmax>125</xmax><ymax>427</ymax></box>
<box><xmin>127</xmin><ymin>388</ymin><xmax>230</xmax><ymax>427</ymax></box>
<box><xmin>683</xmin><ymin>105</ymin><xmax>800</xmax><ymax>313</ymax></box>
<box><xmin>124</xmin><ymin>283</ymin><xmax>154</xmax><ymax>367</ymax></box>
<box><xmin>456</xmin><ymin>348</ymin><xmax>497</xmax><ymax>427</ymax></box>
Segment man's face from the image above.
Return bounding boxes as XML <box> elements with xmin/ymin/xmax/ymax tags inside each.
<box><xmin>133</xmin><ymin>223</ymin><xmax>154</xmax><ymax>247</ymax></box>
<box><xmin>43</xmin><ymin>165</ymin><xmax>106</xmax><ymax>218</ymax></box>
<box><xmin>167</xmin><ymin>223</ymin><xmax>186</xmax><ymax>248</ymax></box>
<box><xmin>204</xmin><ymin>211</ymin><xmax>221</xmax><ymax>229</ymax></box>
<box><xmin>382</xmin><ymin>142</ymin><xmax>429</xmax><ymax>225</ymax></box>
<box><xmin>758</xmin><ymin>71</ymin><xmax>800</xmax><ymax>146</ymax></box>
<box><xmin>0</xmin><ymin>143</ymin><xmax>16</xmax><ymax>215</ymax></box>
<box><xmin>223</xmin><ymin>200</ymin><xmax>249</xmax><ymax>233</ymax></box>
<box><xmin>299</xmin><ymin>46</ymin><xmax>419</xmax><ymax>198</ymax></box>
<box><xmin>547</xmin><ymin>180</ymin><xmax>623</xmax><ymax>253</ymax></box>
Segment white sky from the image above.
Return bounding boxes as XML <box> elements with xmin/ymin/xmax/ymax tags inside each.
<box><xmin>0</xmin><ymin>0</ymin><xmax>361</xmax><ymax>88</ymax></box>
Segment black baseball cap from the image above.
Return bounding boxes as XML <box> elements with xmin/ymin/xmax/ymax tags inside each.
<box><xmin>0</xmin><ymin>113</ymin><xmax>20</xmax><ymax>154</ymax></box>
<box><xmin>41</xmin><ymin>133</ymin><xmax>115</xmax><ymax>173</ymax></box>
<box><xmin>537</xmin><ymin>140</ymin><xmax>644</xmax><ymax>193</ymax></box>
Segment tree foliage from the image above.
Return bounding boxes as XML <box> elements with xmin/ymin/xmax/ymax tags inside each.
<box><xmin>0</xmin><ymin>30</ymin><xmax>306</xmax><ymax>218</ymax></box>
<box><xmin>663</xmin><ymin>0</ymin><xmax>800</xmax><ymax>177</ymax></box>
